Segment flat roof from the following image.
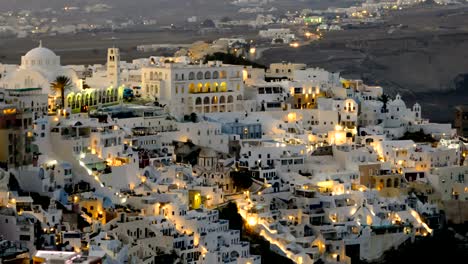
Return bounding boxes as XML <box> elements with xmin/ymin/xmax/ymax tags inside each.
<box><xmin>35</xmin><ymin>250</ymin><xmax>77</xmax><ymax>260</ymax></box>
<box><xmin>6</xmin><ymin>88</ymin><xmax>42</xmax><ymax>92</ymax></box>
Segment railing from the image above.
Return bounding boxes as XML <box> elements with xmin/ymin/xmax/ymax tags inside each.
<box><xmin>20</xmin><ymin>227</ymin><xmax>30</xmax><ymax>232</ymax></box>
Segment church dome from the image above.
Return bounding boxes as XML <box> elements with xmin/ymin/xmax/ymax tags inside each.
<box><xmin>21</xmin><ymin>41</ymin><xmax>60</xmax><ymax>69</ymax></box>
<box><xmin>389</xmin><ymin>94</ymin><xmax>406</xmax><ymax>108</ymax></box>
<box><xmin>199</xmin><ymin>147</ymin><xmax>217</xmax><ymax>158</ymax></box>
<box><xmin>24</xmin><ymin>47</ymin><xmax>56</xmax><ymax>61</ymax></box>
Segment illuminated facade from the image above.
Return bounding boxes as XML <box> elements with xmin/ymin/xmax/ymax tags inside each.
<box><xmin>0</xmin><ymin>104</ymin><xmax>33</xmax><ymax>168</ymax></box>
<box><xmin>141</xmin><ymin>61</ymin><xmax>245</xmax><ymax>117</ymax></box>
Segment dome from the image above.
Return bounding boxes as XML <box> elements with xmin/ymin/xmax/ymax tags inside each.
<box><xmin>24</xmin><ymin>47</ymin><xmax>56</xmax><ymax>61</ymax></box>
<box><xmin>389</xmin><ymin>94</ymin><xmax>406</xmax><ymax>107</ymax></box>
<box><xmin>21</xmin><ymin>41</ymin><xmax>60</xmax><ymax>69</ymax></box>
<box><xmin>199</xmin><ymin>147</ymin><xmax>217</xmax><ymax>158</ymax></box>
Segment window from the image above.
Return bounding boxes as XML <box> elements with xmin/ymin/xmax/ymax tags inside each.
<box><xmin>20</xmin><ymin>235</ymin><xmax>30</xmax><ymax>241</ymax></box>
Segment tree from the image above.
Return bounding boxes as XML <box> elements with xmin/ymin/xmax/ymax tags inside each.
<box><xmin>219</xmin><ymin>202</ymin><xmax>243</xmax><ymax>231</ymax></box>
<box><xmin>378</xmin><ymin>94</ymin><xmax>390</xmax><ymax>112</ymax></box>
<box><xmin>190</xmin><ymin>112</ymin><xmax>198</xmax><ymax>123</ymax></box>
<box><xmin>230</xmin><ymin>170</ymin><xmax>253</xmax><ymax>190</ymax></box>
<box><xmin>399</xmin><ymin>129</ymin><xmax>436</xmax><ymax>143</ymax></box>
<box><xmin>204</xmin><ymin>52</ymin><xmax>266</xmax><ymax>69</ymax></box>
<box><xmin>51</xmin><ymin>76</ymin><xmax>72</xmax><ymax>109</ymax></box>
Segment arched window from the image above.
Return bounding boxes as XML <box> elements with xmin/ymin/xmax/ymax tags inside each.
<box><xmin>213</xmin><ymin>82</ymin><xmax>219</xmax><ymax>92</ymax></box>
<box><xmin>75</xmin><ymin>94</ymin><xmax>81</xmax><ymax>108</ymax></box>
<box><xmin>220</xmin><ymin>70</ymin><xmax>227</xmax><ymax>79</ymax></box>
<box><xmin>188</xmin><ymin>72</ymin><xmax>195</xmax><ymax>80</ymax></box>
<box><xmin>203</xmin><ymin>97</ymin><xmax>210</xmax><ymax>104</ymax></box>
<box><xmin>189</xmin><ymin>83</ymin><xmax>196</xmax><ymax>93</ymax></box>
<box><xmin>204</xmin><ymin>83</ymin><xmax>211</xmax><ymax>93</ymax></box>
<box><xmin>93</xmin><ymin>91</ymin><xmax>98</xmax><ymax>105</ymax></box>
<box><xmin>212</xmin><ymin>96</ymin><xmax>218</xmax><ymax>104</ymax></box>
<box><xmin>227</xmin><ymin>95</ymin><xmax>233</xmax><ymax>103</ymax></box>
<box><xmin>212</xmin><ymin>71</ymin><xmax>219</xmax><ymax>79</ymax></box>
<box><xmin>237</xmin><ymin>95</ymin><xmax>242</xmax><ymax>100</ymax></box>
<box><xmin>204</xmin><ymin>71</ymin><xmax>211</xmax><ymax>79</ymax></box>
<box><xmin>195</xmin><ymin>98</ymin><xmax>202</xmax><ymax>105</ymax></box>
<box><xmin>220</xmin><ymin>82</ymin><xmax>227</xmax><ymax>92</ymax></box>
<box><xmin>386</xmin><ymin>178</ymin><xmax>392</xmax><ymax>188</ymax></box>
<box><xmin>197</xmin><ymin>72</ymin><xmax>203</xmax><ymax>80</ymax></box>
<box><xmin>197</xmin><ymin>83</ymin><xmax>203</xmax><ymax>93</ymax></box>
<box><xmin>85</xmin><ymin>94</ymin><xmax>90</xmax><ymax>106</ymax></box>
<box><xmin>220</xmin><ymin>96</ymin><xmax>226</xmax><ymax>104</ymax></box>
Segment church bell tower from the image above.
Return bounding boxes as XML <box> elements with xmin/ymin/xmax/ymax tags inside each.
<box><xmin>107</xmin><ymin>47</ymin><xmax>120</xmax><ymax>88</ymax></box>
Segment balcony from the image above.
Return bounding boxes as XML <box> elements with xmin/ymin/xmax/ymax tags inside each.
<box><xmin>19</xmin><ymin>227</ymin><xmax>30</xmax><ymax>232</ymax></box>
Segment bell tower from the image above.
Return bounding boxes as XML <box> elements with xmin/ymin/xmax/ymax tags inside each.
<box><xmin>107</xmin><ymin>47</ymin><xmax>120</xmax><ymax>87</ymax></box>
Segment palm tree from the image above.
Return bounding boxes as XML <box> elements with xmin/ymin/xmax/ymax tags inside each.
<box><xmin>378</xmin><ymin>94</ymin><xmax>390</xmax><ymax>112</ymax></box>
<box><xmin>50</xmin><ymin>76</ymin><xmax>72</xmax><ymax>109</ymax></box>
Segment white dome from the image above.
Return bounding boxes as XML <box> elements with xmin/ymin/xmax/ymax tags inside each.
<box><xmin>21</xmin><ymin>42</ymin><xmax>60</xmax><ymax>69</ymax></box>
<box><xmin>389</xmin><ymin>94</ymin><xmax>405</xmax><ymax>107</ymax></box>
<box><xmin>24</xmin><ymin>47</ymin><xmax>56</xmax><ymax>61</ymax></box>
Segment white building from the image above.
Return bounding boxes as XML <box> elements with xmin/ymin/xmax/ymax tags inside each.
<box><xmin>141</xmin><ymin>61</ymin><xmax>245</xmax><ymax>117</ymax></box>
<box><xmin>0</xmin><ymin>42</ymin><xmax>81</xmax><ymax>94</ymax></box>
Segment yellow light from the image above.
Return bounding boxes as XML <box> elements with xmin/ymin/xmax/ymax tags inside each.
<box><xmin>2</xmin><ymin>108</ymin><xmax>16</xmax><ymax>115</ymax></box>
<box><xmin>289</xmin><ymin>42</ymin><xmax>300</xmax><ymax>48</ymax></box>
<box><xmin>249</xmin><ymin>47</ymin><xmax>256</xmax><ymax>54</ymax></box>
<box><xmin>335</xmin><ymin>125</ymin><xmax>343</xmax><ymax>131</ymax></box>
<box><xmin>247</xmin><ymin>216</ymin><xmax>257</xmax><ymax>226</ymax></box>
